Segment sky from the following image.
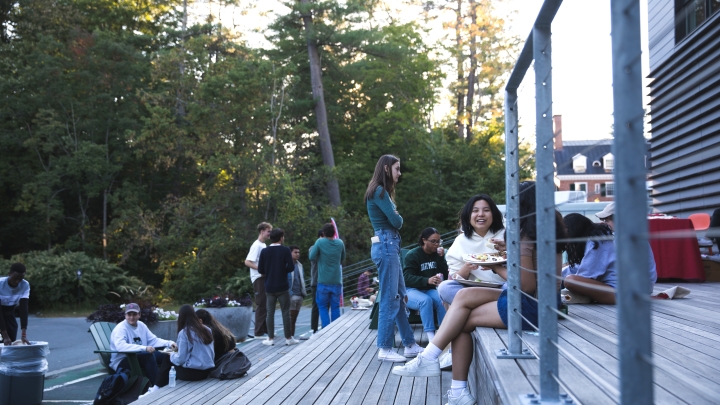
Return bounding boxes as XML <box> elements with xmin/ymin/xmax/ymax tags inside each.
<box><xmin>202</xmin><ymin>0</ymin><xmax>652</xmax><ymax>142</ymax></box>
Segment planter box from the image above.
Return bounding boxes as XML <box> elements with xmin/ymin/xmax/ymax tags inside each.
<box><xmin>204</xmin><ymin>306</ymin><xmax>252</xmax><ymax>342</ymax></box>
<box><xmin>147</xmin><ymin>320</ymin><xmax>176</xmax><ymax>341</ymax></box>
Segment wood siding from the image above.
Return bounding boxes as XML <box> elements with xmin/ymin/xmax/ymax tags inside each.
<box><xmin>648</xmin><ymin>7</ymin><xmax>720</xmax><ymax>216</ymax></box>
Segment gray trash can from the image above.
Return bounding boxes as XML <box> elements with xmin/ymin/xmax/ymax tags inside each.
<box><xmin>0</xmin><ymin>341</ymin><xmax>49</xmax><ymax>405</ymax></box>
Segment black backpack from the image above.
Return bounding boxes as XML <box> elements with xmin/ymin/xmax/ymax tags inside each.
<box><xmin>93</xmin><ymin>369</ymin><xmax>129</xmax><ymax>405</ymax></box>
<box><xmin>209</xmin><ymin>349</ymin><xmax>252</xmax><ymax>380</ymax></box>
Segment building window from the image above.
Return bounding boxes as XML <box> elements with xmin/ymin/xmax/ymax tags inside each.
<box><xmin>675</xmin><ymin>0</ymin><xmax>720</xmax><ymax>43</ymax></box>
<box><xmin>606</xmin><ymin>182</ymin><xmax>615</xmax><ymax>197</ymax></box>
<box><xmin>595</xmin><ymin>183</ymin><xmax>601</xmax><ymax>194</ymax></box>
<box><xmin>572</xmin><ymin>154</ymin><xmax>587</xmax><ymax>173</ymax></box>
<box><xmin>603</xmin><ymin>154</ymin><xmax>614</xmax><ymax>171</ymax></box>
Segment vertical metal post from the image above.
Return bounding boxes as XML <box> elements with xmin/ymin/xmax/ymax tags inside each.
<box><xmin>610</xmin><ymin>0</ymin><xmax>653</xmax><ymax>404</ymax></box>
<box><xmin>499</xmin><ymin>90</ymin><xmax>527</xmax><ymax>358</ymax></box>
<box><xmin>533</xmin><ymin>22</ymin><xmax>559</xmax><ymax>402</ymax></box>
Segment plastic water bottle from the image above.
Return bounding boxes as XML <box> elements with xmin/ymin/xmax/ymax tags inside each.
<box><xmin>169</xmin><ymin>366</ymin><xmax>176</xmax><ymax>388</ymax></box>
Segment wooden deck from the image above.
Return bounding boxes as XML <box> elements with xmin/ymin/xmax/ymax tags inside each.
<box><xmin>133</xmin><ymin>308</ymin><xmax>452</xmax><ymax>405</ymax></box>
<box><xmin>471</xmin><ymin>282</ymin><xmax>720</xmax><ymax>405</ymax></box>
<box><xmin>133</xmin><ymin>282</ymin><xmax>720</xmax><ymax>405</ymax></box>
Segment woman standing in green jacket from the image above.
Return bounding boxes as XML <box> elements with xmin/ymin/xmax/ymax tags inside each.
<box><xmin>365</xmin><ymin>154</ymin><xmax>423</xmax><ymax>362</ymax></box>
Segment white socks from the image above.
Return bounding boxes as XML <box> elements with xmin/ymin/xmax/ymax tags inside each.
<box><xmin>427</xmin><ymin>331</ymin><xmax>435</xmax><ymax>340</ymax></box>
<box><xmin>450</xmin><ymin>380</ymin><xmax>467</xmax><ymax>397</ymax></box>
<box><xmin>420</xmin><ymin>342</ymin><xmax>443</xmax><ymax>361</ymax></box>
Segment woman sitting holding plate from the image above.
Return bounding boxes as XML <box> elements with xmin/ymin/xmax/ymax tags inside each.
<box><xmin>561</xmin><ymin>213</ymin><xmax>617</xmax><ymax>304</ymax></box>
<box><xmin>402</xmin><ymin>227</ymin><xmax>450</xmax><ymax>342</ymax></box>
<box><xmin>437</xmin><ymin>194</ymin><xmax>506</xmax><ymax>306</ymax></box>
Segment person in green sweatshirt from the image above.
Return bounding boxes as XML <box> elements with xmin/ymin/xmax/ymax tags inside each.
<box><xmin>403</xmin><ymin>227</ymin><xmax>449</xmax><ymax>341</ymax></box>
<box><xmin>309</xmin><ymin>223</ymin><xmax>346</xmax><ymax>327</ymax></box>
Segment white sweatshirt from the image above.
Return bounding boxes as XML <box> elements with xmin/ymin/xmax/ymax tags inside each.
<box><xmin>109</xmin><ymin>320</ymin><xmax>175</xmax><ymax>371</ymax></box>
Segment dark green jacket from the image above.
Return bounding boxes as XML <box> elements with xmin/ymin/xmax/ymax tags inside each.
<box><xmin>402</xmin><ymin>246</ymin><xmax>449</xmax><ymax>290</ymax></box>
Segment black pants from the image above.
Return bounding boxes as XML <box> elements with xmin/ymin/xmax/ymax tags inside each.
<box><xmin>311</xmin><ymin>285</ymin><xmax>319</xmax><ymax>332</ymax></box>
<box><xmin>155</xmin><ymin>355</ymin><xmax>211</xmax><ymax>387</ymax></box>
<box><xmin>253</xmin><ymin>278</ymin><xmax>268</xmax><ymax>336</ymax></box>
<box><xmin>0</xmin><ymin>310</ymin><xmax>17</xmax><ymax>341</ymax></box>
<box><xmin>117</xmin><ymin>351</ymin><xmax>164</xmax><ymax>384</ymax></box>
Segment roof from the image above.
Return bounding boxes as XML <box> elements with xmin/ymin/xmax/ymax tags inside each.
<box><xmin>554</xmin><ymin>139</ymin><xmax>651</xmax><ymax>175</ymax></box>
<box><xmin>555</xmin><ymin>140</ymin><xmax>613</xmax><ymax>175</ymax></box>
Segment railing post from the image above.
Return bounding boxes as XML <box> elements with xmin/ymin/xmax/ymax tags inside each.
<box><xmin>498</xmin><ymin>90</ymin><xmax>532</xmax><ymax>359</ymax></box>
<box><xmin>610</xmin><ymin>0</ymin><xmax>653</xmax><ymax>404</ymax></box>
<box><xmin>533</xmin><ymin>21</ymin><xmax>559</xmax><ymax>402</ymax></box>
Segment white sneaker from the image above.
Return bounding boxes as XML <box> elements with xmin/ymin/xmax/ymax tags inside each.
<box><xmin>262</xmin><ymin>338</ymin><xmax>275</xmax><ymax>346</ymax></box>
<box><xmin>445</xmin><ymin>388</ymin><xmax>476</xmax><ymax>405</ymax></box>
<box><xmin>378</xmin><ymin>349</ymin><xmax>407</xmax><ymax>362</ymax></box>
<box><xmin>298</xmin><ymin>331</ymin><xmax>313</xmax><ymax>340</ymax></box>
<box><xmin>286</xmin><ymin>337</ymin><xmax>300</xmax><ymax>346</ymax></box>
<box><xmin>392</xmin><ymin>355</ymin><xmax>441</xmax><ymax>377</ymax></box>
<box><xmin>439</xmin><ymin>351</ymin><xmax>452</xmax><ymax>370</ymax></box>
<box><xmin>403</xmin><ymin>343</ymin><xmax>424</xmax><ymax>358</ymax></box>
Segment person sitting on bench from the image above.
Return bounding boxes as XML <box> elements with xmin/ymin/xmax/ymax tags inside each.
<box><xmin>110</xmin><ymin>303</ymin><xmax>176</xmax><ymax>394</ymax></box>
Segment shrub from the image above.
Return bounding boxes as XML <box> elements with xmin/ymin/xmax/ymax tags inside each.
<box><xmin>1</xmin><ymin>250</ymin><xmax>146</xmax><ymax>309</ymax></box>
<box><xmin>86</xmin><ymin>302</ymin><xmax>159</xmax><ymax>325</ymax></box>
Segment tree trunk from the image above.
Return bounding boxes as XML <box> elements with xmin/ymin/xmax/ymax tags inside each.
<box><xmin>455</xmin><ymin>0</ymin><xmax>465</xmax><ymax>139</ymax></box>
<box><xmin>465</xmin><ymin>0</ymin><xmax>477</xmax><ymax>141</ymax></box>
<box><xmin>299</xmin><ymin>0</ymin><xmax>341</xmax><ymax>208</ymax></box>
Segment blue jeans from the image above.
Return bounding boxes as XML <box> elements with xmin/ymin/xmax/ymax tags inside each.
<box><xmin>316</xmin><ymin>284</ymin><xmax>341</xmax><ymax>328</ymax></box>
<box><xmin>372</xmin><ymin>229</ymin><xmax>416</xmax><ymax>349</ymax></box>
<box><xmin>406</xmin><ymin>288</ymin><xmax>446</xmax><ymax>332</ymax></box>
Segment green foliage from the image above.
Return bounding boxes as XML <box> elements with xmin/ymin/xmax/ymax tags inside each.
<box><xmin>0</xmin><ymin>0</ymin><xmax>518</xmax><ymax>308</ymax></box>
<box><xmin>0</xmin><ymin>251</ymin><xmax>145</xmax><ymax>309</ymax></box>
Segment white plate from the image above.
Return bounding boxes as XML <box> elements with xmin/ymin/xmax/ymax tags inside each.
<box><xmin>462</xmin><ymin>253</ymin><xmax>507</xmax><ymax>265</ymax></box>
<box><xmin>455</xmin><ymin>279</ymin><xmax>504</xmax><ymax>288</ymax></box>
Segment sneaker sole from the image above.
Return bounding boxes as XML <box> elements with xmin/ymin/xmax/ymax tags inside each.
<box><xmin>392</xmin><ymin>368</ymin><xmax>441</xmax><ymax>377</ymax></box>
<box><xmin>378</xmin><ymin>356</ymin><xmax>407</xmax><ymax>362</ymax></box>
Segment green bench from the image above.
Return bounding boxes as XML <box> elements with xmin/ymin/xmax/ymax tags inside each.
<box><xmin>88</xmin><ymin>322</ymin><xmax>149</xmax><ymax>387</ymax></box>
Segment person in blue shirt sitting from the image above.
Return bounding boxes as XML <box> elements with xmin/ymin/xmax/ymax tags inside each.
<box><xmin>562</xmin><ymin>213</ymin><xmax>617</xmax><ymax>304</ymax></box>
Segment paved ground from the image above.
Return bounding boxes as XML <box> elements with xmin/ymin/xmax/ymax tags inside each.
<box><xmin>15</xmin><ymin>308</ymin><xmax>320</xmax><ymax>404</ymax></box>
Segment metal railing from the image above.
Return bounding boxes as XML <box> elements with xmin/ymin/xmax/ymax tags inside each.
<box><xmin>502</xmin><ymin>0</ymin><xmax>653</xmax><ymax>404</ymax></box>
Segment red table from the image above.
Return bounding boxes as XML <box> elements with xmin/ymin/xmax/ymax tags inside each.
<box><xmin>648</xmin><ymin>218</ymin><xmax>705</xmax><ymax>281</ymax></box>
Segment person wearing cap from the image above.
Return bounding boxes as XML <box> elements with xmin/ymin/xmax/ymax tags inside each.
<box><xmin>0</xmin><ymin>263</ymin><xmax>31</xmax><ymax>345</ymax></box>
<box><xmin>110</xmin><ymin>303</ymin><xmax>177</xmax><ymax>390</ymax></box>
<box><xmin>595</xmin><ymin>202</ymin><xmax>658</xmax><ymax>293</ymax></box>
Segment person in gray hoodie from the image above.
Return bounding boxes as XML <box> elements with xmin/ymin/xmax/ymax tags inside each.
<box><xmin>155</xmin><ymin>304</ymin><xmax>215</xmax><ymax>388</ymax></box>
<box><xmin>309</xmin><ymin>223</ymin><xmax>346</xmax><ymax>327</ymax></box>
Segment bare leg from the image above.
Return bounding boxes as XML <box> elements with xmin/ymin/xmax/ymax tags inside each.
<box><xmin>431</xmin><ymin>287</ymin><xmax>503</xmax><ymax>350</ymax></box>
<box><xmin>451</xmin><ymin>332</ymin><xmax>473</xmax><ymax>381</ymax></box>
<box><xmin>565</xmin><ymin>275</ymin><xmax>616</xmax><ymax>304</ymax></box>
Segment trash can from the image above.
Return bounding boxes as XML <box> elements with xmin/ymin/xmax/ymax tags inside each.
<box><xmin>0</xmin><ymin>341</ymin><xmax>49</xmax><ymax>405</ymax></box>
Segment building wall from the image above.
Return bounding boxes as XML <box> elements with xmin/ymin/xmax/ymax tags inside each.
<box><xmin>647</xmin><ymin>4</ymin><xmax>720</xmax><ymax>217</ymax></box>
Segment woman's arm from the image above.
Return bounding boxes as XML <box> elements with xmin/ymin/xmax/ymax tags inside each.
<box><xmin>170</xmin><ymin>330</ymin><xmax>191</xmax><ymax>366</ymax></box>
<box><xmin>373</xmin><ymin>188</ymin><xmax>403</xmax><ymax>229</ymax></box>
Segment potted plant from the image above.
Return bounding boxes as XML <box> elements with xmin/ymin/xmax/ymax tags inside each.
<box><xmin>193</xmin><ymin>295</ymin><xmax>252</xmax><ymax>342</ymax></box>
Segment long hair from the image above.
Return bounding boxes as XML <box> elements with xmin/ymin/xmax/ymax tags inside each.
<box><xmin>417</xmin><ymin>227</ymin><xmax>439</xmax><ymax>247</ymax></box>
<box><xmin>177</xmin><ymin>304</ymin><xmax>213</xmax><ymax>345</ymax></box>
<box><xmin>563</xmin><ymin>213</ymin><xmax>613</xmax><ymax>266</ymax></box>
<box><xmin>517</xmin><ymin>181</ymin><xmax>566</xmax><ymax>253</ymax></box>
<box><xmin>459</xmin><ymin>194</ymin><xmax>504</xmax><ymax>238</ymax></box>
<box><xmin>364</xmin><ymin>154</ymin><xmax>400</xmax><ymax>203</ymax></box>
<box><xmin>195</xmin><ymin>309</ymin><xmax>234</xmax><ymax>350</ymax></box>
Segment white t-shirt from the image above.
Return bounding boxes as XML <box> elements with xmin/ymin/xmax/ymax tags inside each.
<box><xmin>0</xmin><ymin>277</ymin><xmax>30</xmax><ymax>307</ymax></box>
<box><xmin>246</xmin><ymin>239</ymin><xmax>267</xmax><ymax>283</ymax></box>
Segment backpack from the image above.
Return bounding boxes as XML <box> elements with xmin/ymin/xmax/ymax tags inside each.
<box><xmin>109</xmin><ymin>375</ymin><xmax>149</xmax><ymax>405</ymax></box>
<box><xmin>209</xmin><ymin>349</ymin><xmax>252</xmax><ymax>380</ymax></box>
<box><xmin>93</xmin><ymin>369</ymin><xmax>129</xmax><ymax>405</ymax></box>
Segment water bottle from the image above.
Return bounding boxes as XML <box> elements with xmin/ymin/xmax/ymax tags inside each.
<box><xmin>169</xmin><ymin>366</ymin><xmax>176</xmax><ymax>388</ymax></box>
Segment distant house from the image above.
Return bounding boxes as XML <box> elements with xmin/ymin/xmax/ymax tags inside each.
<box><xmin>646</xmin><ymin>0</ymin><xmax>720</xmax><ymax>216</ymax></box>
<box><xmin>552</xmin><ymin>115</ymin><xmax>650</xmax><ymax>202</ymax></box>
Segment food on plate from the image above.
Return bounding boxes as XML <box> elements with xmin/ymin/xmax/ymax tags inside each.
<box><xmin>468</xmin><ymin>252</ymin><xmax>506</xmax><ymax>262</ymax></box>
